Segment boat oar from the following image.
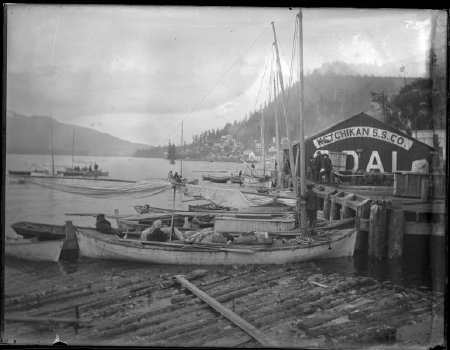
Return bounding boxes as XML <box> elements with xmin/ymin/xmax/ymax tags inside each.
<box><xmin>169</xmin><ymin>184</ymin><xmax>176</xmax><ymax>241</ymax></box>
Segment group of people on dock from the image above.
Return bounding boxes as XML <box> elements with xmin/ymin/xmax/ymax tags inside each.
<box><xmin>280</xmin><ymin>151</ymin><xmax>333</xmax><ymax>189</ymax></box>
<box><xmin>308</xmin><ymin>151</ymin><xmax>333</xmax><ymax>184</ymax></box>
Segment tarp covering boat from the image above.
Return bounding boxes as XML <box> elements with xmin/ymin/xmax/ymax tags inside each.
<box><xmin>14</xmin><ymin>177</ymin><xmax>172</xmax><ymax>198</ymax></box>
<box><xmin>184</xmin><ymin>184</ymin><xmax>296</xmax><ymax>208</ymax></box>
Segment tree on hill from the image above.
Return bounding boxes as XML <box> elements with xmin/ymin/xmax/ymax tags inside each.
<box><xmin>371</xmin><ymin>78</ymin><xmax>440</xmax><ymax>135</ymax></box>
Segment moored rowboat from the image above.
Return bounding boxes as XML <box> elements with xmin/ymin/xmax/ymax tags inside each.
<box><xmin>75</xmin><ymin>227</ymin><xmax>357</xmax><ymax>265</ymax></box>
<box><xmin>11</xmin><ymin>221</ymin><xmax>67</xmax><ymax>240</ymax></box>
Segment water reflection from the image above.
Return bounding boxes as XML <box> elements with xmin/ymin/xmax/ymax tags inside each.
<box><xmin>314</xmin><ymin>255</ymin><xmax>442</xmax><ymax>292</ymax></box>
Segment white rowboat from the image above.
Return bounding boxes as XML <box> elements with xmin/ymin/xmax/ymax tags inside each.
<box><xmin>5</xmin><ymin>239</ymin><xmax>64</xmax><ymax>262</ymax></box>
<box><xmin>75</xmin><ymin>228</ymin><xmax>357</xmax><ymax>265</ymax></box>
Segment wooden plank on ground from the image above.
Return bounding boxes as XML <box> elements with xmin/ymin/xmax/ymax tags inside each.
<box><xmin>174</xmin><ymin>275</ymin><xmax>280</xmax><ymax>348</ymax></box>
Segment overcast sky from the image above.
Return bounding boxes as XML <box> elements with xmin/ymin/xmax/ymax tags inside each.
<box><xmin>6</xmin><ymin>6</ymin><xmax>437</xmax><ymax>146</ymax></box>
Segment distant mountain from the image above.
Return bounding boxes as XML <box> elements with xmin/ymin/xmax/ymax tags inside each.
<box><xmin>6</xmin><ymin>112</ymin><xmax>150</xmax><ymax>157</ymax></box>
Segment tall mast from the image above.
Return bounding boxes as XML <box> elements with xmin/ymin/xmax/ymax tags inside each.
<box><xmin>72</xmin><ymin>129</ymin><xmax>74</xmax><ymax>170</ymax></box>
<box><xmin>180</xmin><ymin>121</ymin><xmax>183</xmax><ymax>177</ymax></box>
<box><xmin>273</xmin><ymin>75</ymin><xmax>281</xmax><ymax>188</ymax></box>
<box><xmin>261</xmin><ymin>107</ymin><xmax>266</xmax><ymax>176</ymax></box>
<box><xmin>271</xmin><ymin>22</ymin><xmax>298</xmax><ymax>196</ymax></box>
<box><xmin>50</xmin><ymin>116</ymin><xmax>55</xmax><ymax>176</ymax></box>
<box><xmin>298</xmin><ymin>9</ymin><xmax>307</xmax><ymax>230</ymax></box>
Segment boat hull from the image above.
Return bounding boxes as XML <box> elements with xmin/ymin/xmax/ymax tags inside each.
<box><xmin>75</xmin><ymin>228</ymin><xmax>357</xmax><ymax>265</ymax></box>
<box><xmin>5</xmin><ymin>239</ymin><xmax>64</xmax><ymax>262</ymax></box>
<box><xmin>11</xmin><ymin>221</ymin><xmax>66</xmax><ymax>240</ymax></box>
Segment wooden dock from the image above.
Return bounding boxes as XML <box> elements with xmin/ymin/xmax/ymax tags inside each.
<box><xmin>4</xmin><ymin>264</ymin><xmax>445</xmax><ymax>347</ymax></box>
<box><xmin>312</xmin><ymin>184</ymin><xmax>446</xmax><ymax>262</ymax></box>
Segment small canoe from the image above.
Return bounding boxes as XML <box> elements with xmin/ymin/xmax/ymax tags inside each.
<box><xmin>5</xmin><ymin>238</ymin><xmax>65</xmax><ymax>262</ymax></box>
<box><xmin>75</xmin><ymin>227</ymin><xmax>357</xmax><ymax>265</ymax></box>
<box><xmin>207</xmin><ymin>175</ymin><xmax>231</xmax><ymax>184</ymax></box>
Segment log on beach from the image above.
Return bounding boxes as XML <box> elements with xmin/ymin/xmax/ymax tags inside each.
<box><xmin>3</xmin><ymin>264</ymin><xmax>445</xmax><ymax>348</ymax></box>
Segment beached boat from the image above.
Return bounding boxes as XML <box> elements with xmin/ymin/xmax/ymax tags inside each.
<box><xmin>75</xmin><ymin>227</ymin><xmax>357</xmax><ymax>265</ymax></box>
<box><xmin>5</xmin><ymin>238</ymin><xmax>65</xmax><ymax>262</ymax></box>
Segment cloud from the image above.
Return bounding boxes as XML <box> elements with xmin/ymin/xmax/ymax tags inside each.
<box><xmin>6</xmin><ymin>6</ymin><xmax>437</xmax><ymax>145</ymax></box>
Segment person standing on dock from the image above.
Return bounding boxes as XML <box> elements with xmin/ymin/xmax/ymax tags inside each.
<box><xmin>321</xmin><ymin>154</ymin><xmax>333</xmax><ymax>184</ymax></box>
<box><xmin>312</xmin><ymin>152</ymin><xmax>322</xmax><ymax>183</ymax></box>
<box><xmin>300</xmin><ymin>183</ymin><xmax>319</xmax><ymax>232</ymax></box>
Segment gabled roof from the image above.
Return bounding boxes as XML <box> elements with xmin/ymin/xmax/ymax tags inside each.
<box><xmin>289</xmin><ymin>112</ymin><xmax>433</xmax><ymax>149</ymax></box>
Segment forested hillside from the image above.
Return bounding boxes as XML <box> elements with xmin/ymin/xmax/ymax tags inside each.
<box><xmin>134</xmin><ymin>69</ymin><xmax>417</xmax><ymax>158</ymax></box>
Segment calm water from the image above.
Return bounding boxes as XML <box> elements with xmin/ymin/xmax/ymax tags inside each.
<box><xmin>4</xmin><ymin>154</ymin><xmax>439</xmax><ymax>292</ymax></box>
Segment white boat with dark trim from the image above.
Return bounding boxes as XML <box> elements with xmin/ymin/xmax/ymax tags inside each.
<box><xmin>75</xmin><ymin>227</ymin><xmax>357</xmax><ymax>265</ymax></box>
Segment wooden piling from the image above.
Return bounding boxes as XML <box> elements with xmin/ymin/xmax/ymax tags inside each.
<box><xmin>388</xmin><ymin>208</ymin><xmax>405</xmax><ymax>259</ymax></box>
<box><xmin>61</xmin><ymin>221</ymin><xmax>79</xmax><ymax>260</ymax></box>
<box><xmin>368</xmin><ymin>204</ymin><xmax>388</xmax><ymax>260</ymax></box>
<box><xmin>330</xmin><ymin>193</ymin><xmax>341</xmax><ymax>220</ymax></box>
<box><xmin>322</xmin><ymin>191</ymin><xmax>332</xmax><ymax>220</ymax></box>
<box><xmin>355</xmin><ymin>199</ymin><xmax>371</xmax><ymax>255</ymax></box>
<box><xmin>341</xmin><ymin>194</ymin><xmax>356</xmax><ymax>219</ymax></box>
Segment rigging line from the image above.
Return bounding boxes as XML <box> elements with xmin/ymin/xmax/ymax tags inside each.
<box><xmin>284</xmin><ymin>18</ymin><xmax>298</xmax><ymax>111</ymax></box>
<box><xmin>252</xmin><ymin>45</ymin><xmax>274</xmax><ymax>113</ymax></box>
<box><xmin>160</xmin><ymin>25</ymin><xmax>271</xmax><ymax>146</ymax></box>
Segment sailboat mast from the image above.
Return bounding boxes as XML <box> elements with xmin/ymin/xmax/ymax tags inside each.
<box><xmin>50</xmin><ymin>116</ymin><xmax>55</xmax><ymax>176</ymax></box>
<box><xmin>273</xmin><ymin>76</ymin><xmax>281</xmax><ymax>188</ymax></box>
<box><xmin>298</xmin><ymin>9</ymin><xmax>307</xmax><ymax>231</ymax></box>
<box><xmin>180</xmin><ymin>121</ymin><xmax>183</xmax><ymax>177</ymax></box>
<box><xmin>72</xmin><ymin>129</ymin><xmax>75</xmax><ymax>170</ymax></box>
<box><xmin>261</xmin><ymin>108</ymin><xmax>266</xmax><ymax>176</ymax></box>
<box><xmin>271</xmin><ymin>22</ymin><xmax>298</xmax><ymax>196</ymax></box>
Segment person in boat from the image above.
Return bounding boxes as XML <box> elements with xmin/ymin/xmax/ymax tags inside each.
<box><xmin>141</xmin><ymin>220</ymin><xmax>168</xmax><ymax>242</ymax></box>
<box><xmin>321</xmin><ymin>153</ymin><xmax>333</xmax><ymax>184</ymax></box>
<box><xmin>140</xmin><ymin>220</ymin><xmax>165</xmax><ymax>241</ymax></box>
<box><xmin>88</xmin><ymin>165</ymin><xmax>92</xmax><ymax>172</ymax></box>
<box><xmin>173</xmin><ymin>172</ymin><xmax>180</xmax><ymax>182</ymax></box>
<box><xmin>168</xmin><ymin>170</ymin><xmax>174</xmax><ymax>180</ymax></box>
<box><xmin>300</xmin><ymin>183</ymin><xmax>320</xmax><ymax>231</ymax></box>
<box><xmin>183</xmin><ymin>216</ymin><xmax>201</xmax><ymax>229</ymax></box>
<box><xmin>96</xmin><ymin>214</ymin><xmax>120</xmax><ymax>235</ymax></box>
<box><xmin>94</xmin><ymin>163</ymin><xmax>99</xmax><ymax>171</ymax></box>
<box><xmin>238</xmin><ymin>170</ymin><xmax>242</xmax><ymax>178</ymax></box>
